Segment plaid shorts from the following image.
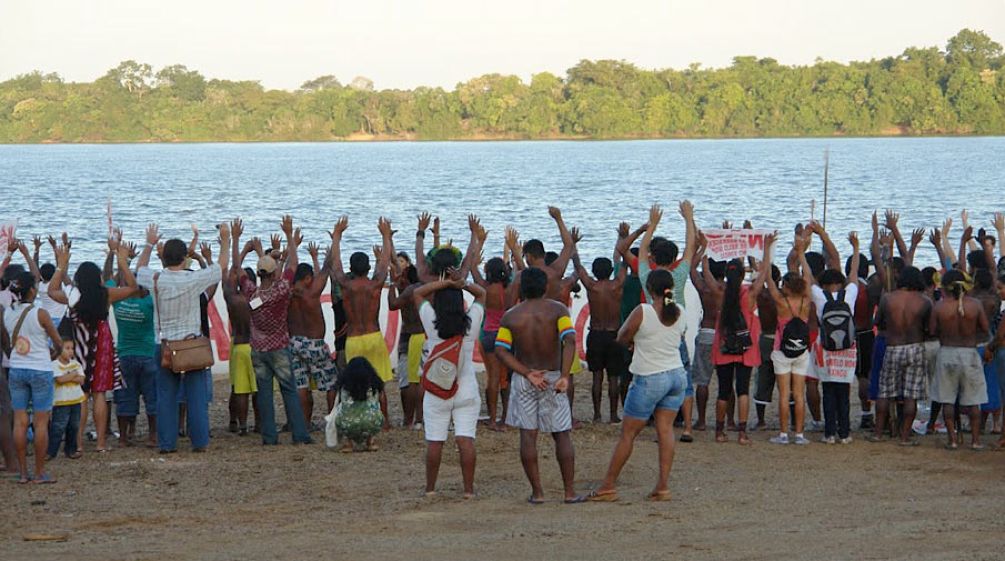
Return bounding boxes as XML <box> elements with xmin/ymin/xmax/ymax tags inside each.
<box><xmin>289</xmin><ymin>336</ymin><xmax>337</xmax><ymax>391</ymax></box>
<box><xmin>878</xmin><ymin>342</ymin><xmax>927</xmax><ymax>400</ymax></box>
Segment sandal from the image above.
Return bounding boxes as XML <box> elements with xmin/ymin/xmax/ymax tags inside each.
<box><xmin>898</xmin><ymin>440</ymin><xmax>921</xmax><ymax>447</ymax></box>
<box><xmin>738</xmin><ymin>433</ymin><xmax>752</xmax><ymax>446</ymax></box>
<box><xmin>715</xmin><ymin>432</ymin><xmax>729</xmax><ymax>443</ymax></box>
<box><xmin>679</xmin><ymin>434</ymin><xmax>694</xmax><ymax>443</ymax></box>
<box><xmin>33</xmin><ymin>473</ymin><xmax>57</xmax><ymax>485</ymax></box>
<box><xmin>527</xmin><ymin>495</ymin><xmax>545</xmax><ymax>505</ymax></box>
<box><xmin>67</xmin><ymin>451</ymin><xmax>83</xmax><ymax>459</ymax></box>
<box><xmin>944</xmin><ymin>442</ymin><xmax>959</xmax><ymax>450</ymax></box>
<box><xmin>564</xmin><ymin>495</ymin><xmax>588</xmax><ymax>504</ymax></box>
<box><xmin>970</xmin><ymin>443</ymin><xmax>986</xmax><ymax>452</ymax></box>
<box><xmin>586</xmin><ymin>489</ymin><xmax>619</xmax><ymax>502</ymax></box>
<box><xmin>647</xmin><ymin>490</ymin><xmax>672</xmax><ymax>502</ymax></box>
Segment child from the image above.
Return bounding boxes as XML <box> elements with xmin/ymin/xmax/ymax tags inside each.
<box><xmin>48</xmin><ymin>339</ymin><xmax>86</xmax><ymax>459</ymax></box>
<box><xmin>335</xmin><ymin>357</ymin><xmax>385</xmax><ymax>452</ymax></box>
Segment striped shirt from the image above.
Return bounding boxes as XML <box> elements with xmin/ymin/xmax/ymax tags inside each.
<box><xmin>137</xmin><ymin>265</ymin><xmax>221</xmax><ymax>341</ymax></box>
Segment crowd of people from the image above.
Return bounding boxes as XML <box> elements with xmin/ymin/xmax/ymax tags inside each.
<box><xmin>1</xmin><ymin>205</ymin><xmax>1003</xmax><ymax>503</ymax></box>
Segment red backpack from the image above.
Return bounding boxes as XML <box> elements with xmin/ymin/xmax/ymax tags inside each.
<box><xmin>421</xmin><ymin>336</ymin><xmax>463</xmax><ymax>399</ymax></box>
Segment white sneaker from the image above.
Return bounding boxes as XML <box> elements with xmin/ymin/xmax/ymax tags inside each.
<box><xmin>839</xmin><ymin>436</ymin><xmax>853</xmax><ymax>445</ymax></box>
<box><xmin>769</xmin><ymin>434</ymin><xmax>790</xmax><ymax>445</ymax></box>
<box><xmin>793</xmin><ymin>435</ymin><xmax>811</xmax><ymax>445</ymax></box>
<box><xmin>820</xmin><ymin>436</ymin><xmax>836</xmax><ymax>445</ymax></box>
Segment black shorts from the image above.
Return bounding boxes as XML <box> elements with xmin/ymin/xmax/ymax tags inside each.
<box><xmin>855</xmin><ymin>330</ymin><xmax>874</xmax><ymax>379</ymax></box>
<box><xmin>586</xmin><ymin>330</ymin><xmax>627</xmax><ymax>377</ymax></box>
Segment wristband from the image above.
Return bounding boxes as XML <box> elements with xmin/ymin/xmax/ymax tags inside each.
<box><xmin>416</xmin><ymin>231</ymin><xmax>425</xmax><ymax>238</ymax></box>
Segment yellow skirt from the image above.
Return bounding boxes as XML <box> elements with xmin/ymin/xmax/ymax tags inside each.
<box><xmin>229</xmin><ymin>343</ymin><xmax>258</xmax><ymax>394</ymax></box>
<box><xmin>406</xmin><ymin>333</ymin><xmax>426</xmax><ymax>384</ymax></box>
<box><xmin>345</xmin><ymin>331</ymin><xmax>394</xmax><ymax>383</ymax></box>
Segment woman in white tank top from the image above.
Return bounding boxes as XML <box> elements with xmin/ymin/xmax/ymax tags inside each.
<box><xmin>2</xmin><ymin>270</ymin><xmax>62</xmax><ymax>484</ymax></box>
<box><xmin>589</xmin><ymin>268</ymin><xmax>688</xmax><ymax>502</ymax></box>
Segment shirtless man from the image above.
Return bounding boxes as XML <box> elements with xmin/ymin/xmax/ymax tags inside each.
<box><xmin>545</xmin><ymin>250</ymin><xmax>585</xmax><ymax>426</ymax></box>
<box><xmin>507</xmin><ymin>207</ymin><xmax>576</xmax><ymax>299</ymax></box>
<box><xmin>388</xmin><ymin>257</ymin><xmax>425</xmax><ymax>429</ymax></box>
<box><xmin>329</xmin><ymin>215</ymin><xmax>394</xmax><ymax>429</ymax></box>
<box><xmin>930</xmin><ymin>269</ymin><xmax>990</xmax><ymax>450</ymax></box>
<box><xmin>288</xmin><ymin>241</ymin><xmax>337</xmax><ymax>428</ymax></box>
<box><xmin>225</xmin><ymin>219</ymin><xmax>259</xmax><ymax>435</ymax></box>
<box><xmin>869</xmin><ymin>266</ymin><xmax>931</xmax><ymax>445</ymax></box>
<box><xmin>689</xmin><ymin>233</ymin><xmax>725</xmax><ymax>433</ymax></box>
<box><xmin>495</xmin><ymin>267</ymin><xmax>584</xmax><ymax>504</ymax></box>
<box><xmin>572</xmin><ymin>233</ymin><xmax>629</xmax><ymax>424</ymax></box>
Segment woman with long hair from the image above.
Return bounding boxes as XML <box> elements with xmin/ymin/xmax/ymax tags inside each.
<box><xmin>589</xmin><ymin>269</ymin><xmax>688</xmax><ymax>502</ymax></box>
<box><xmin>412</xmin><ymin>276</ymin><xmax>486</xmax><ymax>498</ymax></box>
<box><xmin>48</xmin><ymin>238</ymin><xmax>136</xmax><ymax>453</ymax></box>
<box><xmin>471</xmin><ymin>255</ymin><xmax>515</xmax><ymax>431</ymax></box>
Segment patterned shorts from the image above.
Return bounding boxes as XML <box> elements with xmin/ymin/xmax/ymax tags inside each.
<box><xmin>505</xmin><ymin>371</ymin><xmax>572</xmax><ymax>433</ymax></box>
<box><xmin>878</xmin><ymin>342</ymin><xmax>927</xmax><ymax>400</ymax></box>
<box><xmin>289</xmin><ymin>336</ymin><xmax>337</xmax><ymax>391</ymax></box>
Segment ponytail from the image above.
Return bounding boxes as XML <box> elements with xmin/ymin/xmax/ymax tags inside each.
<box><xmin>661</xmin><ymin>288</ymin><xmax>681</xmax><ymax>325</ymax></box>
<box><xmin>8</xmin><ymin>271</ymin><xmax>35</xmax><ymax>303</ymax></box>
<box><xmin>940</xmin><ymin>269</ymin><xmax>972</xmax><ymax>317</ymax></box>
<box><xmin>646</xmin><ymin>269</ymin><xmax>680</xmax><ymax>326</ymax></box>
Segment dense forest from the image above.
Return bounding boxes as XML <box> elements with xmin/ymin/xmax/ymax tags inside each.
<box><xmin>1</xmin><ymin>29</ymin><xmax>1003</xmax><ymax>143</ymax></box>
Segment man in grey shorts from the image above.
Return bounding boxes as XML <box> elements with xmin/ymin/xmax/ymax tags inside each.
<box><xmin>930</xmin><ymin>270</ymin><xmax>990</xmax><ymax>450</ymax></box>
<box><xmin>495</xmin><ymin>268</ymin><xmax>584</xmax><ymax>504</ymax></box>
<box><xmin>689</xmin><ymin>253</ymin><xmax>726</xmax><ymax>433</ymax></box>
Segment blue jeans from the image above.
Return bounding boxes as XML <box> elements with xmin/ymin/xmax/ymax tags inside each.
<box><xmin>252</xmin><ymin>348</ymin><xmax>310</xmax><ymax>445</ymax></box>
<box><xmin>868</xmin><ymin>334</ymin><xmax>887</xmax><ymax>401</ymax></box>
<box><xmin>155</xmin><ymin>345</ymin><xmax>211</xmax><ymax>451</ymax></box>
<box><xmin>47</xmin><ymin>403</ymin><xmax>81</xmax><ymax>457</ymax></box>
<box><xmin>115</xmin><ymin>355</ymin><xmax>158</xmax><ymax>417</ymax></box>
<box><xmin>623</xmin><ymin>368</ymin><xmax>689</xmax><ymax>420</ymax></box>
<box><xmin>680</xmin><ymin>340</ymin><xmax>694</xmax><ymax>398</ymax></box>
<box><xmin>8</xmin><ymin>368</ymin><xmax>55</xmax><ymax>412</ymax></box>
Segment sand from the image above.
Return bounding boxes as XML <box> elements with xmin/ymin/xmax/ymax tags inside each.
<box><xmin>2</xmin><ymin>375</ymin><xmax>1003</xmax><ymax>561</ymax></box>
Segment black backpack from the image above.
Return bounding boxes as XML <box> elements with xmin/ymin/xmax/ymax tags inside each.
<box><xmin>820</xmin><ymin>290</ymin><xmax>854</xmax><ymax>351</ymax></box>
<box><xmin>719</xmin><ymin>312</ymin><xmax>753</xmax><ymax>356</ymax></box>
<box><xmin>780</xmin><ymin>298</ymin><xmax>809</xmax><ymax>358</ymax></box>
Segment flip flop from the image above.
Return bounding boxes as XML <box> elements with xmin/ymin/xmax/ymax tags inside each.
<box><xmin>738</xmin><ymin>435</ymin><xmax>752</xmax><ymax>446</ymax></box>
<box><xmin>944</xmin><ymin>442</ymin><xmax>959</xmax><ymax>451</ymax></box>
<box><xmin>33</xmin><ymin>473</ymin><xmax>57</xmax><ymax>485</ymax></box>
<box><xmin>96</xmin><ymin>448</ymin><xmax>111</xmax><ymax>453</ymax></box>
<box><xmin>679</xmin><ymin>434</ymin><xmax>694</xmax><ymax>443</ymax></box>
<box><xmin>564</xmin><ymin>495</ymin><xmax>588</xmax><ymax>504</ymax></box>
<box><xmin>527</xmin><ymin>495</ymin><xmax>545</xmax><ymax>505</ymax></box>
<box><xmin>647</xmin><ymin>490</ymin><xmax>672</xmax><ymax>502</ymax></box>
<box><xmin>865</xmin><ymin>435</ymin><xmax>887</xmax><ymax>443</ymax></box>
<box><xmin>16</xmin><ymin>476</ymin><xmax>32</xmax><ymax>484</ymax></box>
<box><xmin>66</xmin><ymin>451</ymin><xmax>83</xmax><ymax>459</ymax></box>
<box><xmin>898</xmin><ymin>440</ymin><xmax>921</xmax><ymax>447</ymax></box>
<box><xmin>586</xmin><ymin>489</ymin><xmax>619</xmax><ymax>502</ymax></box>
<box><xmin>970</xmin><ymin>444</ymin><xmax>986</xmax><ymax>452</ymax></box>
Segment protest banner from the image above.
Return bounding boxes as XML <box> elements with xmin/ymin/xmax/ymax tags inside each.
<box><xmin>703</xmin><ymin>228</ymin><xmax>773</xmax><ymax>261</ymax></box>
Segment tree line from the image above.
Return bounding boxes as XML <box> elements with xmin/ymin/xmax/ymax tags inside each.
<box><xmin>1</xmin><ymin>29</ymin><xmax>1003</xmax><ymax>143</ymax></box>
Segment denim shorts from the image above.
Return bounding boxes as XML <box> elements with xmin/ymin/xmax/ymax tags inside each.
<box><xmin>8</xmin><ymin>368</ymin><xmax>56</xmax><ymax>412</ymax></box>
<box><xmin>623</xmin><ymin>367</ymin><xmax>688</xmax><ymax>420</ymax></box>
<box><xmin>115</xmin><ymin>354</ymin><xmax>159</xmax><ymax>417</ymax></box>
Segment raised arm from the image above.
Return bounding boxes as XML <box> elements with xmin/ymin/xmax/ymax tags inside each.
<box><xmin>884</xmin><ymin>210</ymin><xmax>909</xmax><ymax>260</ymax></box>
<box><xmin>905</xmin><ymin>228</ymin><xmax>924</xmax><ymax>267</ymax></box>
<box><xmin>137</xmin><ymin>224</ymin><xmax>160</xmax><ymax>270</ymax></box>
<box><xmin>280</xmin><ymin>215</ymin><xmax>299</xmax><ymax>272</ymax></box>
<box><xmin>930</xmin><ymin>228</ymin><xmax>947</xmax><ymax>270</ymax></box>
<box><xmin>571</xmin><ymin>251</ymin><xmax>596</xmax><ymax>291</ymax></box>
<box><xmin>547</xmin><ymin>206</ymin><xmax>575</xmax><ymax>277</ymax></box>
<box><xmin>809</xmin><ymin>222</ymin><xmax>840</xmax><ymax>271</ymax></box>
<box><xmin>847</xmin><ymin>232</ymin><xmax>861</xmax><ymax>286</ymax></box>
<box><xmin>306</xmin><ymin>242</ymin><xmax>329</xmax><ymax>295</ymax></box>
<box><xmin>46</xmin><ymin>243</ymin><xmax>72</xmax><ymax>305</ymax></box>
<box><xmin>679</xmin><ymin>200</ymin><xmax>696</xmax><ymax>263</ymax></box>
<box><xmin>749</xmin><ymin>232</ymin><xmax>777</xmax><ymax>301</ymax></box>
<box><xmin>505</xmin><ymin>226</ymin><xmax>525</xmax><ymax>271</ymax></box>
<box><xmin>328</xmin><ymin>216</ymin><xmax>349</xmax><ymax>286</ymax></box>
<box><xmin>218</xmin><ymin>223</ymin><xmax>231</xmax><ymax>284</ymax></box>
<box><xmin>639</xmin><ymin>204</ymin><xmax>663</xmax><ymax>277</ymax></box>
<box><xmin>941</xmin><ymin>217</ymin><xmax>957</xmax><ymax>268</ymax></box>
<box><xmin>374</xmin><ymin>217</ymin><xmax>393</xmax><ymax>285</ymax></box>
<box><xmin>961</xmin><ymin>210</ymin><xmax>979</xmax><ymax>252</ymax></box>
<box><xmin>994</xmin><ymin>212</ymin><xmax>1005</xmax><ymax>262</ymax></box>
<box><xmin>411</xmin><ymin>277</ymin><xmax>462</xmax><ymax>308</ymax></box>
<box><xmin>958</xmin><ymin>226</ymin><xmax>973</xmax><ymax>271</ymax></box>
<box><xmin>458</xmin><ymin>214</ymin><xmax>484</xmax><ymax>281</ymax></box>
<box><xmin>415</xmin><ymin>212</ymin><xmax>432</xmax><ymax>280</ymax></box>
<box><xmin>15</xmin><ymin>240</ymin><xmax>42</xmax><ymax>282</ymax></box>
<box><xmin>107</xmin><ymin>241</ymin><xmax>138</xmax><ymax>304</ymax></box>
<box><xmin>229</xmin><ymin>218</ymin><xmax>244</xmax><ymax>278</ymax></box>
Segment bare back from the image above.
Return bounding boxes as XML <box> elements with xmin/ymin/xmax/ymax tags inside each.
<box><xmin>223</xmin><ymin>282</ymin><xmax>252</xmax><ymax>344</ymax></box>
<box><xmin>931</xmin><ymin>296</ymin><xmax>989</xmax><ymax>347</ymax></box>
<box><xmin>342</xmin><ymin>278</ymin><xmax>383</xmax><ymax>337</ymax></box>
<box><xmin>289</xmin><ymin>288</ymin><xmax>326</xmax><ymax>340</ymax></box>
<box><xmin>500</xmin><ymin>298</ymin><xmax>568</xmax><ymax>371</ymax></box>
<box><xmin>698</xmin><ymin>281</ymin><xmax>724</xmax><ymax>329</ymax></box>
<box><xmin>586</xmin><ymin>279</ymin><xmax>623</xmax><ymax>331</ymax></box>
<box><xmin>877</xmin><ymin>290</ymin><xmax>931</xmax><ymax>346</ymax></box>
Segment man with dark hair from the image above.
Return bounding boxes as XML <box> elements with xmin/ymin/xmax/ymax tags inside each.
<box><xmin>388</xmin><ymin>249</ymin><xmax>425</xmax><ymax>430</ymax></box>
<box><xmin>223</xmin><ymin>219</ymin><xmax>258</xmax><ymax>435</ymax></box>
<box><xmin>495</xmin><ymin>267</ymin><xmax>584</xmax><ymax>504</ymax></box>
<box><xmin>329</xmin><ymin>215</ymin><xmax>394</xmax><ymax>428</ymax></box>
<box><xmin>689</xmin><ymin>235</ymin><xmax>725</xmax><ymax>435</ymax></box>
<box><xmin>288</xmin><ymin>242</ymin><xmax>336</xmax><ymax>430</ymax></box>
<box><xmin>869</xmin><ymin>266</ymin><xmax>931</xmax><ymax>446</ymax></box>
<box><xmin>846</xmin><ymin>250</ymin><xmax>878</xmax><ymax>430</ymax></box>
<box><xmin>508</xmin><ymin>207</ymin><xmax>576</xmax><ymax>300</ymax></box>
<box><xmin>135</xmin><ymin>223</ymin><xmax>230</xmax><ymax>453</ymax></box>
<box><xmin>235</xmin><ymin>215</ymin><xmax>312</xmax><ymax>446</ymax></box>
<box><xmin>572</xmin><ymin>234</ymin><xmax>629</xmax><ymax>424</ymax></box>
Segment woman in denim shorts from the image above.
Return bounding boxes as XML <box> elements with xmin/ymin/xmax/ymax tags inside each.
<box><xmin>590</xmin><ymin>267</ymin><xmax>688</xmax><ymax>502</ymax></box>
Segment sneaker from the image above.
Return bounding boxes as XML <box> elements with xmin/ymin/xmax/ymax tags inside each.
<box><xmin>820</xmin><ymin>436</ymin><xmax>836</xmax><ymax>445</ymax></box>
<box><xmin>809</xmin><ymin>420</ymin><xmax>825</xmax><ymax>432</ymax></box>
<box><xmin>769</xmin><ymin>434</ymin><xmax>790</xmax><ymax>445</ymax></box>
<box><xmin>859</xmin><ymin>415</ymin><xmax>875</xmax><ymax>431</ymax></box>
<box><xmin>839</xmin><ymin>436</ymin><xmax>853</xmax><ymax>445</ymax></box>
<box><xmin>912</xmin><ymin>420</ymin><xmax>928</xmax><ymax>435</ymax></box>
<box><xmin>793</xmin><ymin>435</ymin><xmax>811</xmax><ymax>446</ymax></box>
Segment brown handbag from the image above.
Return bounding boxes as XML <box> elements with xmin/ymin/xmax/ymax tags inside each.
<box><xmin>154</xmin><ymin>273</ymin><xmax>215</xmax><ymax>374</ymax></box>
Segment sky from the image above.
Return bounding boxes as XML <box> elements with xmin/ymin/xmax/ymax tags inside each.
<box><xmin>2</xmin><ymin>0</ymin><xmax>1004</xmax><ymax>91</ymax></box>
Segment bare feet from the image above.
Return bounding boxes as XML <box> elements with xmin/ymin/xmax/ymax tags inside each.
<box><xmin>692</xmin><ymin>422</ymin><xmax>707</xmax><ymax>431</ymax></box>
<box><xmin>587</xmin><ymin>489</ymin><xmax>619</xmax><ymax>502</ymax></box>
<box><xmin>738</xmin><ymin>432</ymin><xmax>751</xmax><ymax>446</ymax></box>
<box><xmin>715</xmin><ymin>432</ymin><xmax>729</xmax><ymax>443</ymax></box>
<box><xmin>610</xmin><ymin>416</ymin><xmax>622</xmax><ymax>424</ymax></box>
<box><xmin>647</xmin><ymin>489</ymin><xmax>671</xmax><ymax>502</ymax></box>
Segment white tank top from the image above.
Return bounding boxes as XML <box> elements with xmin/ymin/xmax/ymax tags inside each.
<box><xmin>4</xmin><ymin>303</ymin><xmax>53</xmax><ymax>371</ymax></box>
<box><xmin>629</xmin><ymin>304</ymin><xmax>686</xmax><ymax>376</ymax></box>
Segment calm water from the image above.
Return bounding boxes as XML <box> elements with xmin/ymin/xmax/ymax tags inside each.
<box><xmin>1</xmin><ymin>138</ymin><xmax>1002</xmax><ymax>268</ymax></box>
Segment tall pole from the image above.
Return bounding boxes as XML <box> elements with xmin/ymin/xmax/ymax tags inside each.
<box><xmin>822</xmin><ymin>148</ymin><xmax>829</xmax><ymax>230</ymax></box>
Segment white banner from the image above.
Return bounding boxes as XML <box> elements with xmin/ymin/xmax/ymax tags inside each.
<box><xmin>703</xmin><ymin>228</ymin><xmax>772</xmax><ymax>261</ymax></box>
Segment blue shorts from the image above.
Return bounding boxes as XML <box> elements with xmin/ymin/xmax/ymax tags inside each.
<box><xmin>115</xmin><ymin>354</ymin><xmax>159</xmax><ymax>417</ymax></box>
<box><xmin>623</xmin><ymin>367</ymin><xmax>688</xmax><ymax>420</ymax></box>
<box><xmin>8</xmin><ymin>368</ymin><xmax>55</xmax><ymax>412</ymax></box>
<box><xmin>679</xmin><ymin>340</ymin><xmax>694</xmax><ymax>398</ymax></box>
<box><xmin>979</xmin><ymin>346</ymin><xmax>1001</xmax><ymax>412</ymax></box>
<box><xmin>869</xmin><ymin>335</ymin><xmax>886</xmax><ymax>401</ymax></box>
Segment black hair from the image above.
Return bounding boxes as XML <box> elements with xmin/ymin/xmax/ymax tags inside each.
<box><xmin>338</xmin><ymin>357</ymin><xmax>384</xmax><ymax>403</ymax></box>
<box><xmin>782</xmin><ymin>272</ymin><xmax>806</xmax><ymax>295</ymax></box>
<box><xmin>891</xmin><ymin>257</ymin><xmax>905</xmax><ymax>275</ymax></box>
<box><xmin>629</xmin><ymin>247</ymin><xmax>639</xmax><ymax>257</ymax></box>
<box><xmin>349</xmin><ymin>252</ymin><xmax>370</xmax><ymax>276</ymax></box>
<box><xmin>485</xmin><ymin>257</ymin><xmax>508</xmax><ymax>286</ymax></box>
<box><xmin>708</xmin><ymin>258</ymin><xmax>726</xmax><ymax>281</ymax></box>
<box><xmin>770</xmin><ymin>264</ymin><xmax>781</xmax><ymax>284</ymax></box>
<box><xmin>974</xmin><ymin>268</ymin><xmax>993</xmax><ymax>291</ymax></box>
<box><xmin>522</xmin><ymin>239</ymin><xmax>545</xmax><ymax>260</ymax></box>
<box><xmin>844</xmin><ymin>253</ymin><xmax>869</xmax><ymax>279</ymax></box>
<box><xmin>649</xmin><ymin>237</ymin><xmax>676</xmax><ymax>266</ymax></box>
<box><xmin>592</xmin><ymin>257</ymin><xmax>613</xmax><ymax>280</ymax></box>
<box><xmin>294</xmin><ymin>263</ymin><xmax>314</xmax><ymax>283</ymax></box>
<box><xmin>404</xmin><ymin>264</ymin><xmax>419</xmax><ymax>284</ymax></box>
<box><xmin>520</xmin><ymin>267</ymin><xmax>547</xmax><ymax>299</ymax></box>
<box><xmin>430</xmin><ymin>248</ymin><xmax>460</xmax><ymax>275</ymax></box>
<box><xmin>1</xmin><ymin>263</ymin><xmax>25</xmax><ymax>289</ymax></box>
<box><xmin>243</xmin><ymin>267</ymin><xmax>258</xmax><ymax>285</ymax></box>
<box><xmin>805</xmin><ymin>252</ymin><xmax>825</xmax><ymax>279</ymax></box>
<box><xmin>39</xmin><ymin>263</ymin><xmax>56</xmax><ymax>282</ymax></box>
<box><xmin>967</xmin><ymin>250</ymin><xmax>989</xmax><ymax>271</ymax></box>
<box><xmin>720</xmin><ymin>259</ymin><xmax>745</xmax><ymax>332</ymax></box>
<box><xmin>162</xmin><ymin>239</ymin><xmax>188</xmax><ymax>267</ymax></box>
<box><xmin>432</xmin><ymin>288</ymin><xmax>472</xmax><ymax>339</ymax></box>
<box><xmin>921</xmin><ymin>267</ymin><xmax>937</xmax><ymax>289</ymax></box>
<box><xmin>818</xmin><ymin>269</ymin><xmax>846</xmax><ymax>287</ymax></box>
<box><xmin>7</xmin><ymin>270</ymin><xmax>36</xmax><ymax>303</ymax></box>
<box><xmin>941</xmin><ymin>269</ymin><xmax>968</xmax><ymax>315</ymax></box>
<box><xmin>72</xmin><ymin>261</ymin><xmax>109</xmax><ymax>328</ymax></box>
<box><xmin>544</xmin><ymin>251</ymin><xmax>559</xmax><ymax>266</ymax></box>
<box><xmin>396</xmin><ymin>252</ymin><xmax>411</xmax><ymax>265</ymax></box>
<box><xmin>645</xmin><ymin>269</ymin><xmax>680</xmax><ymax>325</ymax></box>
<box><xmin>897</xmin><ymin>266</ymin><xmax>925</xmax><ymax>291</ymax></box>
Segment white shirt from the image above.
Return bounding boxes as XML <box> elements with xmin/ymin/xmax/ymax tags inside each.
<box><xmin>418</xmin><ymin>301</ymin><xmax>483</xmax><ymax>401</ymax></box>
<box><xmin>137</xmin><ymin>265</ymin><xmax>220</xmax><ymax>341</ymax></box>
<box><xmin>810</xmin><ymin>283</ymin><xmax>859</xmax><ymax>321</ymax></box>
<box><xmin>3</xmin><ymin>303</ymin><xmax>53</xmax><ymax>371</ymax></box>
<box><xmin>53</xmin><ymin>358</ymin><xmax>86</xmax><ymax>406</ymax></box>
<box><xmin>630</xmin><ymin>304</ymin><xmax>687</xmax><ymax>376</ymax></box>
<box><xmin>37</xmin><ymin>281</ymin><xmax>72</xmax><ymax>322</ymax></box>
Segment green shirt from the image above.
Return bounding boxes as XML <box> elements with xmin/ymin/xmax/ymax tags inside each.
<box><xmin>106</xmin><ymin>280</ymin><xmax>156</xmax><ymax>357</ymax></box>
<box><xmin>639</xmin><ymin>258</ymin><xmax>689</xmax><ymax>308</ymax></box>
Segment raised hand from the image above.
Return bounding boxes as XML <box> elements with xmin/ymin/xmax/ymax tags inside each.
<box><xmin>504</xmin><ymin>226</ymin><xmax>520</xmax><ymax>249</ymax></box>
<box><xmin>331</xmin><ymin>216</ymin><xmax>349</xmax><ymax>239</ymax></box>
<box><xmin>679</xmin><ymin>200</ymin><xmax>694</xmax><ymax>221</ymax></box>
<box><xmin>764</xmin><ymin>231</ymin><xmax>778</xmax><ymax>249</ymax></box>
<box><xmin>307</xmin><ymin>241</ymin><xmax>320</xmax><ymax>260</ymax></box>
<box><xmin>649</xmin><ymin>204</ymin><xmax>664</xmax><ymax>228</ymax></box>
<box><xmin>961</xmin><ymin>209</ymin><xmax>970</xmax><ymax>229</ymax></box>
<box><xmin>548</xmin><ymin>206</ymin><xmax>562</xmax><ymax>220</ymax></box>
<box><xmin>280</xmin><ymin>215</ymin><xmax>294</xmax><ymax>237</ymax></box>
<box><xmin>218</xmin><ymin>222</ymin><xmax>231</xmax><ymax>244</ymax></box>
<box><xmin>270</xmin><ymin>233</ymin><xmax>282</xmax><ymax>251</ymax></box>
<box><xmin>377</xmin><ymin>217</ymin><xmax>393</xmax><ymax>238</ymax></box>
<box><xmin>942</xmin><ymin>217</ymin><xmax>953</xmax><ymax>238</ymax></box>
<box><xmin>32</xmin><ymin>235</ymin><xmax>42</xmax><ymax>252</ymax></box>
<box><xmin>929</xmin><ymin>228</ymin><xmax>941</xmax><ymax>248</ymax></box>
<box><xmin>61</xmin><ymin>232</ymin><xmax>71</xmax><ymax>250</ymax></box>
<box><xmin>910</xmin><ymin>228</ymin><xmax>925</xmax><ymax>247</ymax></box>
<box><xmin>848</xmin><ymin>231</ymin><xmax>860</xmax><ymax>249</ymax></box>
<box><xmin>993</xmin><ymin>212</ymin><xmax>1005</xmax><ymax>233</ymax></box>
<box><xmin>961</xmin><ymin>225</ymin><xmax>974</xmax><ymax>242</ymax></box>
<box><xmin>231</xmin><ymin>218</ymin><xmax>244</xmax><ymax>239</ymax></box>
<box><xmin>467</xmin><ymin>214</ymin><xmax>481</xmax><ymax>233</ymax></box>
<box><xmin>617</xmin><ymin>222</ymin><xmax>630</xmax><ymax>239</ymax></box>
<box><xmin>124</xmin><ymin>241</ymin><xmax>138</xmax><ymax>259</ymax></box>
<box><xmin>871</xmin><ymin>211</ymin><xmax>879</xmax><ymax>234</ymax></box>
<box><xmin>200</xmin><ymin>242</ymin><xmax>213</xmax><ymax>262</ymax></box>
<box><xmin>54</xmin><ymin>243</ymin><xmax>71</xmax><ymax>269</ymax></box>
<box><xmin>372</xmin><ymin>245</ymin><xmax>382</xmax><ymax>261</ymax></box>
<box><xmin>417</xmin><ymin>212</ymin><xmax>431</xmax><ymax>231</ymax></box>
<box><xmin>292</xmin><ymin>228</ymin><xmax>304</xmax><ymax>247</ymax></box>
<box><xmin>431</xmin><ymin>216</ymin><xmax>440</xmax><ymax>238</ymax></box>
<box><xmin>884</xmin><ymin>210</ymin><xmax>900</xmax><ymax>231</ymax></box>
<box><xmin>251</xmin><ymin>237</ymin><xmax>264</xmax><ymax>256</ymax></box>
<box><xmin>570</xmin><ymin>227</ymin><xmax>583</xmax><ymax>245</ymax></box>
<box><xmin>146</xmin><ymin>224</ymin><xmax>161</xmax><ymax>246</ymax></box>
